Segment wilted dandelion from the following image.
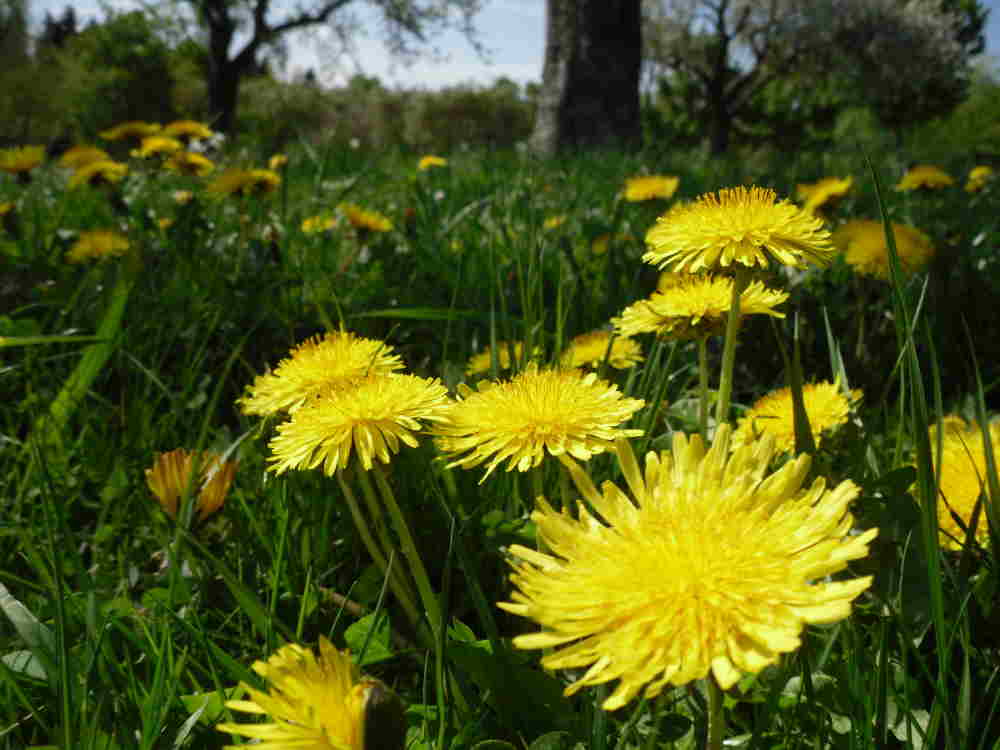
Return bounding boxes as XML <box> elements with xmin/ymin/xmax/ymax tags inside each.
<box><xmin>65</xmin><ymin>229</ymin><xmax>130</xmax><ymax>263</ymax></box>
<box><xmin>624</xmin><ymin>175</ymin><xmax>679</xmax><ymax>202</ymax></box>
<box><xmin>895</xmin><ymin>164</ymin><xmax>954</xmax><ymax>191</ymax></box>
<box><xmin>499</xmin><ymin>425</ymin><xmax>877</xmax><ymax>710</ymax></box>
<box><xmin>145</xmin><ymin>448</ymin><xmax>237</xmax><ymax>520</ymax></box>
<box><xmin>732</xmin><ymin>381</ymin><xmax>862</xmax><ymax>454</ymax></box>
<box><xmin>435</xmin><ymin>364</ymin><xmax>644</xmax><ymax>481</ymax></box>
<box><xmin>833</xmin><ymin>219</ymin><xmax>935</xmax><ymax>278</ymax></box>
<box><xmin>559</xmin><ymin>330</ymin><xmax>643</xmax><ymax>370</ymax></box>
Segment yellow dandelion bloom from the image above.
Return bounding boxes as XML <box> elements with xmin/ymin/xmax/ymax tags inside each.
<box><xmin>929</xmin><ymin>416</ymin><xmax>1000</xmax><ymax>549</ymax></box>
<box><xmin>173</xmin><ymin>189</ymin><xmax>194</xmax><ymax>205</ymax></box>
<box><xmin>543</xmin><ymin>215</ymin><xmax>567</xmax><ymax>231</ymax></box>
<box><xmin>218</xmin><ymin>638</ymin><xmax>403</xmax><ymax>750</ymax></box>
<box><xmin>59</xmin><ymin>145</ymin><xmax>111</xmax><ymax>170</ymax></box>
<box><xmin>268</xmin><ymin>153</ymin><xmax>289</xmax><ymax>170</ymax></box>
<box><xmin>240</xmin><ymin>330</ymin><xmax>405</xmax><ymax>417</ymax></box>
<box><xmin>207</xmin><ymin>168</ymin><xmax>281</xmax><ymax>198</ymax></box>
<box><xmin>301</xmin><ymin>214</ymin><xmax>338</xmax><ymax>234</ymax></box>
<box><xmin>966</xmin><ymin>165</ymin><xmax>994</xmax><ymax>193</ymax></box>
<box><xmin>267</xmin><ymin>373</ymin><xmax>452</xmax><ymax>475</ymax></box>
<box><xmin>0</xmin><ymin>145</ymin><xmax>45</xmax><ymax>175</ymax></box>
<box><xmin>99</xmin><ymin>121</ymin><xmax>161</xmax><ymax>141</ymax></box>
<box><xmin>644</xmin><ymin>186</ymin><xmax>833</xmax><ymax>272</ymax></box>
<box><xmin>624</xmin><ymin>175</ymin><xmax>679</xmax><ymax>202</ymax></box>
<box><xmin>435</xmin><ymin>364</ymin><xmax>644</xmax><ymax>481</ymax></box>
<box><xmin>465</xmin><ymin>340</ymin><xmax>536</xmax><ymax>376</ymax></box>
<box><xmin>340</xmin><ymin>203</ymin><xmax>393</xmax><ymax>233</ymax></box>
<box><xmin>65</xmin><ymin>229</ymin><xmax>130</xmax><ymax>263</ymax></box>
<box><xmin>145</xmin><ymin>448</ymin><xmax>237</xmax><ymax>520</ymax></box>
<box><xmin>163</xmin><ymin>150</ymin><xmax>214</xmax><ymax>176</ymax></box>
<box><xmin>796</xmin><ymin>176</ymin><xmax>853</xmax><ymax>215</ymax></box>
<box><xmin>499</xmin><ymin>425</ymin><xmax>877</xmax><ymax>710</ymax></box>
<box><xmin>833</xmin><ymin>219</ymin><xmax>935</xmax><ymax>278</ymax></box>
<box><xmin>732</xmin><ymin>381</ymin><xmax>861</xmax><ymax>454</ymax></box>
<box><xmin>160</xmin><ymin>119</ymin><xmax>214</xmax><ymax>141</ymax></box>
<box><xmin>134</xmin><ymin>135</ymin><xmax>184</xmax><ymax>158</ymax></box>
<box><xmin>612</xmin><ymin>275</ymin><xmax>788</xmax><ymax>340</ymax></box>
<box><xmin>418</xmin><ymin>155</ymin><xmax>448</xmax><ymax>170</ymax></box>
<box><xmin>68</xmin><ymin>160</ymin><xmax>128</xmax><ymax>189</ymax></box>
<box><xmin>559</xmin><ymin>330</ymin><xmax>644</xmax><ymax>370</ymax></box>
<box><xmin>895</xmin><ymin>164</ymin><xmax>954</xmax><ymax>191</ymax></box>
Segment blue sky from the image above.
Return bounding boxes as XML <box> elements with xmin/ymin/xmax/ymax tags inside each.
<box><xmin>29</xmin><ymin>0</ymin><xmax>1000</xmax><ymax>89</ymax></box>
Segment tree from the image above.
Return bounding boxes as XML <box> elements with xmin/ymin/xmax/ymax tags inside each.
<box><xmin>181</xmin><ymin>0</ymin><xmax>482</xmax><ymax>133</ymax></box>
<box><xmin>530</xmin><ymin>0</ymin><xmax>642</xmax><ymax>155</ymax></box>
<box><xmin>0</xmin><ymin>0</ymin><xmax>28</xmax><ymax>66</ymax></box>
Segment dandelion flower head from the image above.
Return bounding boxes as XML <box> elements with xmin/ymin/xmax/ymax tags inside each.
<box><xmin>0</xmin><ymin>145</ymin><xmax>45</xmax><ymax>175</ymax></box>
<box><xmin>145</xmin><ymin>448</ymin><xmax>237</xmax><ymax>521</ymax></box>
<box><xmin>134</xmin><ymin>135</ymin><xmax>184</xmax><ymax>159</ymax></box>
<box><xmin>465</xmin><ymin>340</ymin><xmax>538</xmax><ymax>376</ymax></box>
<box><xmin>69</xmin><ymin>160</ymin><xmax>128</xmax><ymax>189</ymax></box>
<box><xmin>796</xmin><ymin>176</ymin><xmax>853</xmax><ymax>216</ymax></box>
<box><xmin>833</xmin><ymin>219</ymin><xmax>935</xmax><ymax>278</ymax></box>
<box><xmin>624</xmin><ymin>175</ymin><xmax>679</xmax><ymax>202</ymax></box>
<box><xmin>732</xmin><ymin>381</ymin><xmax>861</xmax><ymax>454</ymax></box>
<box><xmin>161</xmin><ymin>120</ymin><xmax>214</xmax><ymax>142</ymax></box>
<box><xmin>340</xmin><ymin>203</ymin><xmax>393</xmax><ymax>233</ymax></box>
<box><xmin>499</xmin><ymin>424</ymin><xmax>877</xmax><ymax>709</ymax></box>
<box><xmin>268</xmin><ymin>153</ymin><xmax>289</xmax><ymax>170</ymax></box>
<box><xmin>895</xmin><ymin>164</ymin><xmax>954</xmax><ymax>191</ymax></box>
<box><xmin>59</xmin><ymin>145</ymin><xmax>112</xmax><ymax>170</ymax></box>
<box><xmin>966</xmin><ymin>165</ymin><xmax>994</xmax><ymax>193</ymax></box>
<box><xmin>302</xmin><ymin>214</ymin><xmax>339</xmax><ymax>234</ymax></box>
<box><xmin>163</xmin><ymin>151</ymin><xmax>215</xmax><ymax>177</ymax></box>
<box><xmin>240</xmin><ymin>331</ymin><xmax>405</xmax><ymax>417</ymax></box>
<box><xmin>66</xmin><ymin>229</ymin><xmax>130</xmax><ymax>263</ymax></box>
<box><xmin>643</xmin><ymin>186</ymin><xmax>833</xmax><ymax>272</ymax></box>
<box><xmin>267</xmin><ymin>373</ymin><xmax>452</xmax><ymax>475</ymax></box>
<box><xmin>99</xmin><ymin>121</ymin><xmax>161</xmax><ymax>141</ymax></box>
<box><xmin>418</xmin><ymin>155</ymin><xmax>448</xmax><ymax>171</ymax></box>
<box><xmin>559</xmin><ymin>330</ymin><xmax>644</xmax><ymax>370</ymax></box>
<box><xmin>207</xmin><ymin>168</ymin><xmax>281</xmax><ymax>198</ymax></box>
<box><xmin>435</xmin><ymin>364</ymin><xmax>644</xmax><ymax>481</ymax></box>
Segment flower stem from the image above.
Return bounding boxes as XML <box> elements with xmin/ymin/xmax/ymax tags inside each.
<box><xmin>714</xmin><ymin>268</ymin><xmax>750</xmax><ymax>426</ymax></box>
<box><xmin>698</xmin><ymin>337</ymin><xmax>710</xmax><ymax>440</ymax></box>
<box><xmin>705</xmin><ymin>676</ymin><xmax>725</xmax><ymax>750</ymax></box>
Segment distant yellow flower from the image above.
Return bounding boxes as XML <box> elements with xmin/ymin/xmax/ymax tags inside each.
<box><xmin>895</xmin><ymin>164</ymin><xmax>954</xmax><ymax>191</ymax></box>
<box><xmin>435</xmin><ymin>364</ymin><xmax>644</xmax><ymax>481</ymax></box>
<box><xmin>157</xmin><ymin>217</ymin><xmax>174</xmax><ymax>232</ymax></box>
<box><xmin>929</xmin><ymin>416</ymin><xmax>1000</xmax><ymax>549</ymax></box>
<box><xmin>218</xmin><ymin>638</ymin><xmax>396</xmax><ymax>750</ymax></box>
<box><xmin>134</xmin><ymin>135</ymin><xmax>184</xmax><ymax>159</ymax></box>
<box><xmin>613</xmin><ymin>275</ymin><xmax>788</xmax><ymax>340</ymax></box>
<box><xmin>240</xmin><ymin>331</ymin><xmax>405</xmax><ymax>417</ymax></box>
<box><xmin>145</xmin><ymin>448</ymin><xmax>237</xmax><ymax>520</ymax></box>
<box><xmin>644</xmin><ymin>186</ymin><xmax>833</xmax><ymax>272</ymax></box>
<box><xmin>206</xmin><ymin>168</ymin><xmax>281</xmax><ymax>197</ymax></box>
<box><xmin>465</xmin><ymin>340</ymin><xmax>535</xmax><ymax>376</ymax></box>
<box><xmin>732</xmin><ymin>381</ymin><xmax>861</xmax><ymax>454</ymax></box>
<box><xmin>559</xmin><ymin>330</ymin><xmax>643</xmax><ymax>370</ymax></box>
<box><xmin>499</xmin><ymin>425</ymin><xmax>877</xmax><ymax>709</ymax></box>
<box><xmin>173</xmin><ymin>189</ymin><xmax>194</xmax><ymax>205</ymax></box>
<box><xmin>624</xmin><ymin>175</ymin><xmax>679</xmax><ymax>202</ymax></box>
<box><xmin>268</xmin><ymin>373</ymin><xmax>452</xmax><ymax>475</ymax></box>
<box><xmin>965</xmin><ymin>165</ymin><xmax>994</xmax><ymax>193</ymax></box>
<box><xmin>543</xmin><ymin>215</ymin><xmax>567</xmax><ymax>231</ymax></box>
<box><xmin>163</xmin><ymin>150</ymin><xmax>214</xmax><ymax>176</ymax></box>
<box><xmin>99</xmin><ymin>121</ymin><xmax>161</xmax><ymax>141</ymax></box>
<box><xmin>59</xmin><ymin>145</ymin><xmax>111</xmax><ymax>170</ymax></box>
<box><xmin>68</xmin><ymin>160</ymin><xmax>128</xmax><ymax>189</ymax></box>
<box><xmin>301</xmin><ymin>214</ymin><xmax>338</xmax><ymax>234</ymax></box>
<box><xmin>833</xmin><ymin>219</ymin><xmax>935</xmax><ymax>278</ymax></box>
<box><xmin>65</xmin><ymin>229</ymin><xmax>130</xmax><ymax>263</ymax></box>
<box><xmin>161</xmin><ymin>120</ymin><xmax>213</xmax><ymax>141</ymax></box>
<box><xmin>340</xmin><ymin>203</ymin><xmax>392</xmax><ymax>233</ymax></box>
<box><xmin>418</xmin><ymin>155</ymin><xmax>447</xmax><ymax>170</ymax></box>
<box><xmin>268</xmin><ymin>153</ymin><xmax>289</xmax><ymax>170</ymax></box>
<box><xmin>0</xmin><ymin>145</ymin><xmax>45</xmax><ymax>175</ymax></box>
<box><xmin>796</xmin><ymin>176</ymin><xmax>853</xmax><ymax>216</ymax></box>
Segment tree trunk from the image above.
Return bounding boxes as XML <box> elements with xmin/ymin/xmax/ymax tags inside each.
<box><xmin>207</xmin><ymin>61</ymin><xmax>241</xmax><ymax>134</ymax></box>
<box><xmin>706</xmin><ymin>102</ymin><xmax>731</xmax><ymax>156</ymax></box>
<box><xmin>530</xmin><ymin>0</ymin><xmax>642</xmax><ymax>155</ymax></box>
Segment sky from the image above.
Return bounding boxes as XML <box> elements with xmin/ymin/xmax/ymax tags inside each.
<box><xmin>28</xmin><ymin>0</ymin><xmax>1000</xmax><ymax>90</ymax></box>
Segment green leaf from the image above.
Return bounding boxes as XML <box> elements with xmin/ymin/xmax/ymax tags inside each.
<box><xmin>344</xmin><ymin>612</ymin><xmax>394</xmax><ymax>666</ymax></box>
<box><xmin>2</xmin><ymin>649</ymin><xmax>47</xmax><ymax>680</ymax></box>
<box><xmin>0</xmin><ymin>583</ymin><xmax>60</xmax><ymax>683</ymax></box>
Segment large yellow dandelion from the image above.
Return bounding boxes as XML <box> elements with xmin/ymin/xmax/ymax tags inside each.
<box><xmin>500</xmin><ymin>425</ymin><xmax>877</xmax><ymax>710</ymax></box>
<box><xmin>218</xmin><ymin>638</ymin><xmax>403</xmax><ymax>750</ymax></box>
<box><xmin>559</xmin><ymin>330</ymin><xmax>644</xmax><ymax>370</ymax></box>
<box><xmin>833</xmin><ymin>219</ymin><xmax>935</xmax><ymax>279</ymax></box>
<box><xmin>732</xmin><ymin>381</ymin><xmax>861</xmax><ymax>454</ymax></box>
<box><xmin>145</xmin><ymin>448</ymin><xmax>237</xmax><ymax>521</ymax></box>
<box><xmin>435</xmin><ymin>364</ymin><xmax>644</xmax><ymax>481</ymax></box>
<box><xmin>644</xmin><ymin>186</ymin><xmax>834</xmax><ymax>272</ymax></box>
<box><xmin>267</xmin><ymin>373</ymin><xmax>452</xmax><ymax>475</ymax></box>
<box><xmin>612</xmin><ymin>275</ymin><xmax>788</xmax><ymax>340</ymax></box>
<box><xmin>240</xmin><ymin>331</ymin><xmax>404</xmax><ymax>417</ymax></box>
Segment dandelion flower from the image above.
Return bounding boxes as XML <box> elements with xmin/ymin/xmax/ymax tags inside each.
<box><xmin>301</xmin><ymin>214</ymin><xmax>338</xmax><ymax>234</ymax></box>
<box><xmin>134</xmin><ymin>135</ymin><xmax>184</xmax><ymax>159</ymax></box>
<box><xmin>99</xmin><ymin>121</ymin><xmax>161</xmax><ymax>141</ymax></box>
<box><xmin>58</xmin><ymin>145</ymin><xmax>111</xmax><ymax>170</ymax></box>
<box><xmin>340</xmin><ymin>203</ymin><xmax>393</xmax><ymax>233</ymax></box>
<box><xmin>559</xmin><ymin>330</ymin><xmax>643</xmax><ymax>370</ymax></box>
<box><xmin>435</xmin><ymin>364</ymin><xmax>644</xmax><ymax>481</ymax></box>
<box><xmin>145</xmin><ymin>448</ymin><xmax>237</xmax><ymax>520</ymax></box>
<box><xmin>163</xmin><ymin>150</ymin><xmax>215</xmax><ymax>176</ymax></box>
<box><xmin>624</xmin><ymin>175</ymin><xmax>679</xmax><ymax>202</ymax></box>
<box><xmin>218</xmin><ymin>638</ymin><xmax>404</xmax><ymax>750</ymax></box>
<box><xmin>207</xmin><ymin>168</ymin><xmax>281</xmax><ymax>198</ymax></box>
<box><xmin>240</xmin><ymin>331</ymin><xmax>405</xmax><ymax>417</ymax></box>
<box><xmin>543</xmin><ymin>215</ymin><xmax>567</xmax><ymax>231</ymax></box>
<box><xmin>65</xmin><ymin>229</ymin><xmax>130</xmax><ymax>263</ymax></box>
<box><xmin>644</xmin><ymin>186</ymin><xmax>833</xmax><ymax>272</ymax></box>
<box><xmin>928</xmin><ymin>416</ymin><xmax>1000</xmax><ymax>549</ymax></box>
<box><xmin>796</xmin><ymin>176</ymin><xmax>853</xmax><ymax>216</ymax></box>
<box><xmin>68</xmin><ymin>160</ymin><xmax>128</xmax><ymax>189</ymax></box>
<box><xmin>732</xmin><ymin>381</ymin><xmax>861</xmax><ymax>454</ymax></box>
<box><xmin>0</xmin><ymin>145</ymin><xmax>45</xmax><ymax>176</ymax></box>
<box><xmin>966</xmin><ymin>165</ymin><xmax>994</xmax><ymax>193</ymax></box>
<box><xmin>895</xmin><ymin>164</ymin><xmax>954</xmax><ymax>191</ymax></box>
<box><xmin>499</xmin><ymin>425</ymin><xmax>877</xmax><ymax>710</ymax></box>
<box><xmin>161</xmin><ymin>120</ymin><xmax>214</xmax><ymax>142</ymax></box>
<box><xmin>268</xmin><ymin>153</ymin><xmax>289</xmax><ymax>170</ymax></box>
<box><xmin>466</xmin><ymin>340</ymin><xmax>537</xmax><ymax>376</ymax></box>
<box><xmin>833</xmin><ymin>219</ymin><xmax>935</xmax><ymax>278</ymax></box>
<box><xmin>612</xmin><ymin>275</ymin><xmax>788</xmax><ymax>340</ymax></box>
<box><xmin>418</xmin><ymin>155</ymin><xmax>448</xmax><ymax>171</ymax></box>
<box><xmin>267</xmin><ymin>373</ymin><xmax>452</xmax><ymax>475</ymax></box>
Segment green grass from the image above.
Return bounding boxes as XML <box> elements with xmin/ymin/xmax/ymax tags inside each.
<box><xmin>2</xmin><ymin>136</ymin><xmax>1000</xmax><ymax>750</ymax></box>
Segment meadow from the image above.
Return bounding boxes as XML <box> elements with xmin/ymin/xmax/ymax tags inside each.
<box><xmin>1</xmin><ymin>122</ymin><xmax>1000</xmax><ymax>750</ymax></box>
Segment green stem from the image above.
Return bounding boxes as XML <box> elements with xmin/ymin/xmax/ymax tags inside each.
<box><xmin>714</xmin><ymin>268</ymin><xmax>750</xmax><ymax>426</ymax></box>
<box><xmin>698</xmin><ymin>337</ymin><xmax>710</xmax><ymax>440</ymax></box>
<box><xmin>705</xmin><ymin>676</ymin><xmax>725</xmax><ymax>750</ymax></box>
